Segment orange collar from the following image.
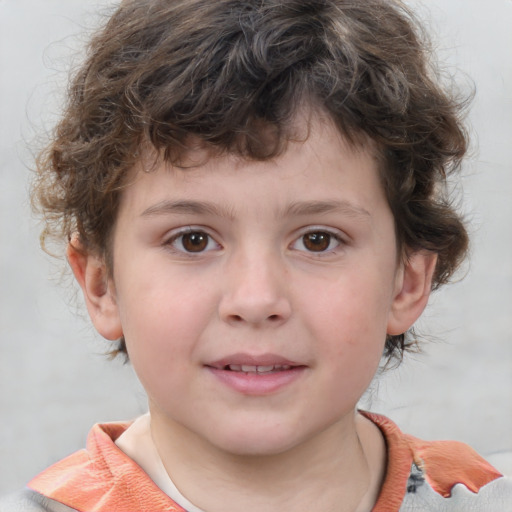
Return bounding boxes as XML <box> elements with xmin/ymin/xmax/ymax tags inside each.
<box><xmin>29</xmin><ymin>413</ymin><xmax>501</xmax><ymax>512</ymax></box>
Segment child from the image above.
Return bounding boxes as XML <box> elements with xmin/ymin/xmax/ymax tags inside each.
<box><xmin>1</xmin><ymin>0</ymin><xmax>511</xmax><ymax>510</ymax></box>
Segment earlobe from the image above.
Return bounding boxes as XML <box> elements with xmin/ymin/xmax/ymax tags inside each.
<box><xmin>387</xmin><ymin>251</ymin><xmax>437</xmax><ymax>336</ymax></box>
<box><xmin>66</xmin><ymin>241</ymin><xmax>123</xmax><ymax>341</ymax></box>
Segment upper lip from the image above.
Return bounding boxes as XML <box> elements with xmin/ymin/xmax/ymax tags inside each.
<box><xmin>207</xmin><ymin>353</ymin><xmax>303</xmax><ymax>369</ymax></box>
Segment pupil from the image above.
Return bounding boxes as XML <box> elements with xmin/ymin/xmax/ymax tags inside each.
<box><xmin>183</xmin><ymin>232</ymin><xmax>207</xmax><ymax>252</ymax></box>
<box><xmin>304</xmin><ymin>232</ymin><xmax>330</xmax><ymax>251</ymax></box>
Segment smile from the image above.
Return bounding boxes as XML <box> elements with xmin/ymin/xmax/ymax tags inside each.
<box><xmin>206</xmin><ymin>355</ymin><xmax>306</xmax><ymax>395</ymax></box>
<box><xmin>224</xmin><ymin>364</ymin><xmax>292</xmax><ymax>373</ymax></box>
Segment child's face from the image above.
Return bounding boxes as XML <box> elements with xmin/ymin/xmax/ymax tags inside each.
<box><xmin>78</xmin><ymin>116</ymin><xmax>430</xmax><ymax>456</ymax></box>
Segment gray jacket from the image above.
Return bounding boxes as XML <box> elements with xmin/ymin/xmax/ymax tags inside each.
<box><xmin>0</xmin><ymin>489</ymin><xmax>76</xmax><ymax>512</ymax></box>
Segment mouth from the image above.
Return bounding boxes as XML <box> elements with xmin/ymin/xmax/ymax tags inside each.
<box><xmin>221</xmin><ymin>364</ymin><xmax>293</xmax><ymax>374</ymax></box>
<box><xmin>206</xmin><ymin>353</ymin><xmax>303</xmax><ymax>373</ymax></box>
<box><xmin>205</xmin><ymin>355</ymin><xmax>306</xmax><ymax>395</ymax></box>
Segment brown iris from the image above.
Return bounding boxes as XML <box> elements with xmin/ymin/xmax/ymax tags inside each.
<box><xmin>181</xmin><ymin>232</ymin><xmax>209</xmax><ymax>252</ymax></box>
<box><xmin>302</xmin><ymin>232</ymin><xmax>331</xmax><ymax>252</ymax></box>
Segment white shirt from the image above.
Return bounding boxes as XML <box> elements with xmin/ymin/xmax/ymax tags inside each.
<box><xmin>115</xmin><ymin>414</ymin><xmax>206</xmax><ymax>512</ymax></box>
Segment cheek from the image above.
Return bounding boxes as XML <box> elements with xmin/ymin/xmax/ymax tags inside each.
<box><xmin>121</xmin><ymin>298</ymin><xmax>197</xmax><ymax>407</ymax></box>
<box><xmin>317</xmin><ymin>292</ymin><xmax>387</xmax><ymax>407</ymax></box>
<box><xmin>117</xmin><ymin>257</ymin><xmax>215</xmax><ymax>329</ymax></box>
<box><xmin>311</xmin><ymin>275</ymin><xmax>391</xmax><ymax>331</ymax></box>
<box><xmin>116</xmin><ymin>267</ymin><xmax>219</xmax><ymax>376</ymax></box>
<box><xmin>303</xmin><ymin>273</ymin><xmax>390</xmax><ymax>363</ymax></box>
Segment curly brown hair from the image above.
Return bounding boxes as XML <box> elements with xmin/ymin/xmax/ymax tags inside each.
<box><xmin>33</xmin><ymin>0</ymin><xmax>470</xmax><ymax>361</ymax></box>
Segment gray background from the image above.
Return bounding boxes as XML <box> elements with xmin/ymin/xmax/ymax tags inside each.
<box><xmin>1</xmin><ymin>0</ymin><xmax>511</xmax><ymax>495</ymax></box>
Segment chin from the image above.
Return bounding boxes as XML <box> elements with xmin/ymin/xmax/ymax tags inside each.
<box><xmin>203</xmin><ymin>421</ymin><xmax>308</xmax><ymax>458</ymax></box>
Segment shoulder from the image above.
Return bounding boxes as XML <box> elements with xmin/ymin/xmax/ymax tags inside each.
<box><xmin>361</xmin><ymin>411</ymin><xmax>512</xmax><ymax>511</ymax></box>
<box><xmin>400</xmin><ymin>467</ymin><xmax>512</xmax><ymax>511</ymax></box>
<box><xmin>27</xmin><ymin>421</ymin><xmax>184</xmax><ymax>512</ymax></box>
<box><xmin>404</xmin><ymin>434</ymin><xmax>503</xmax><ymax>496</ymax></box>
<box><xmin>403</xmin><ymin>436</ymin><xmax>512</xmax><ymax>511</ymax></box>
<box><xmin>0</xmin><ymin>488</ymin><xmax>77</xmax><ymax>512</ymax></box>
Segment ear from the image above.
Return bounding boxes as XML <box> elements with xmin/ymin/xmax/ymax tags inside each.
<box><xmin>387</xmin><ymin>250</ymin><xmax>437</xmax><ymax>336</ymax></box>
<box><xmin>66</xmin><ymin>241</ymin><xmax>123</xmax><ymax>341</ymax></box>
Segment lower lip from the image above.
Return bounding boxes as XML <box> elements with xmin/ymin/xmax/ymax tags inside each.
<box><xmin>206</xmin><ymin>367</ymin><xmax>306</xmax><ymax>395</ymax></box>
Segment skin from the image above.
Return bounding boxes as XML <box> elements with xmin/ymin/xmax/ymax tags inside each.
<box><xmin>69</xmin><ymin>114</ymin><xmax>436</xmax><ymax>512</ymax></box>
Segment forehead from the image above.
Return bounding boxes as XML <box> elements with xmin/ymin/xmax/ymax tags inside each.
<box><xmin>117</xmin><ymin>116</ymin><xmax>386</xmax><ymax>221</ymax></box>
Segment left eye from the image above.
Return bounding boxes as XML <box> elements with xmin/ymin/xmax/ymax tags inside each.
<box><xmin>292</xmin><ymin>231</ymin><xmax>342</xmax><ymax>253</ymax></box>
<box><xmin>168</xmin><ymin>230</ymin><xmax>219</xmax><ymax>253</ymax></box>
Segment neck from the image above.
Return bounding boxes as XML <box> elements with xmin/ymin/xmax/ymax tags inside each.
<box><xmin>149</xmin><ymin>408</ymin><xmax>386</xmax><ymax>512</ymax></box>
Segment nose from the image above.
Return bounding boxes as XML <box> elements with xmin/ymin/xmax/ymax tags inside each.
<box><xmin>218</xmin><ymin>249</ymin><xmax>292</xmax><ymax>327</ymax></box>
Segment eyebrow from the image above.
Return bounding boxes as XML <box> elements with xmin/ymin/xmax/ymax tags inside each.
<box><xmin>141</xmin><ymin>200</ymin><xmax>235</xmax><ymax>219</ymax></box>
<box><xmin>284</xmin><ymin>200</ymin><xmax>371</xmax><ymax>219</ymax></box>
<box><xmin>140</xmin><ymin>199</ymin><xmax>370</xmax><ymax>220</ymax></box>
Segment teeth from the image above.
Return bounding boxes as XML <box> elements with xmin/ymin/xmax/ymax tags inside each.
<box><xmin>256</xmin><ymin>365</ymin><xmax>274</xmax><ymax>373</ymax></box>
<box><xmin>226</xmin><ymin>364</ymin><xmax>292</xmax><ymax>373</ymax></box>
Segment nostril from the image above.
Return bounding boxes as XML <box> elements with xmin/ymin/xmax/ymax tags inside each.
<box><xmin>268</xmin><ymin>314</ymin><xmax>279</xmax><ymax>321</ymax></box>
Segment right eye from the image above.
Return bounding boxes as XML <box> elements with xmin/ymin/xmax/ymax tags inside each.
<box><xmin>166</xmin><ymin>230</ymin><xmax>220</xmax><ymax>253</ymax></box>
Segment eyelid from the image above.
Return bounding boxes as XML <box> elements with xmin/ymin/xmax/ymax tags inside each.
<box><xmin>294</xmin><ymin>225</ymin><xmax>349</xmax><ymax>241</ymax></box>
